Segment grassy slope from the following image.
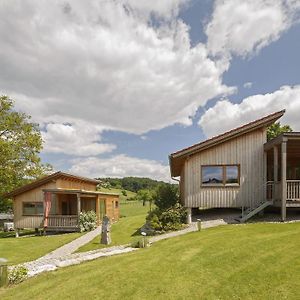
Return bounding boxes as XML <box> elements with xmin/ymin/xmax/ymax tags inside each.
<box><xmin>2</xmin><ymin>222</ymin><xmax>300</xmax><ymax>299</ymax></box>
<box><xmin>78</xmin><ymin>201</ymin><xmax>150</xmax><ymax>252</ymax></box>
<box><xmin>98</xmin><ymin>187</ymin><xmax>136</xmax><ymax>202</ymax></box>
<box><xmin>0</xmin><ymin>231</ymin><xmax>82</xmax><ymax>265</ymax></box>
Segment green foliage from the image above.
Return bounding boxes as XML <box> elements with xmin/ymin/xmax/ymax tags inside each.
<box><xmin>8</xmin><ymin>265</ymin><xmax>28</xmax><ymax>285</ymax></box>
<box><xmin>146</xmin><ymin>203</ymin><xmax>187</xmax><ymax>232</ymax></box>
<box><xmin>121</xmin><ymin>190</ymin><xmax>127</xmax><ymax>196</ymax></box>
<box><xmin>79</xmin><ymin>211</ymin><xmax>97</xmax><ymax>232</ymax></box>
<box><xmin>136</xmin><ymin>189</ymin><xmax>153</xmax><ymax>206</ymax></box>
<box><xmin>0</xmin><ymin>95</ymin><xmax>52</xmax><ymax>212</ymax></box>
<box><xmin>267</xmin><ymin>122</ymin><xmax>292</xmax><ymax>141</ymax></box>
<box><xmin>98</xmin><ymin>177</ymin><xmax>171</xmax><ymax>193</ymax></box>
<box><xmin>131</xmin><ymin>237</ymin><xmax>149</xmax><ymax>248</ymax></box>
<box><xmin>153</xmin><ymin>183</ymin><xmax>179</xmax><ymax>210</ymax></box>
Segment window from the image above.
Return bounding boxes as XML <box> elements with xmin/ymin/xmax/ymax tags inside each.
<box><xmin>115</xmin><ymin>201</ymin><xmax>119</xmax><ymax>209</ymax></box>
<box><xmin>23</xmin><ymin>202</ymin><xmax>43</xmax><ymax>216</ymax></box>
<box><xmin>202</xmin><ymin>165</ymin><xmax>240</xmax><ymax>186</ymax></box>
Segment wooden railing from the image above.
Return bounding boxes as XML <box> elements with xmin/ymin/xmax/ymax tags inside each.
<box><xmin>266</xmin><ymin>180</ymin><xmax>300</xmax><ymax>201</ymax></box>
<box><xmin>47</xmin><ymin>215</ymin><xmax>78</xmax><ymax>228</ymax></box>
<box><xmin>287</xmin><ymin>180</ymin><xmax>300</xmax><ymax>201</ymax></box>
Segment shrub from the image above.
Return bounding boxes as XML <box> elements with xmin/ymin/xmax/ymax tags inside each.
<box><xmin>79</xmin><ymin>211</ymin><xmax>97</xmax><ymax>232</ymax></box>
<box><xmin>153</xmin><ymin>184</ymin><xmax>179</xmax><ymax>210</ymax></box>
<box><xmin>121</xmin><ymin>190</ymin><xmax>127</xmax><ymax>196</ymax></box>
<box><xmin>131</xmin><ymin>237</ymin><xmax>149</xmax><ymax>248</ymax></box>
<box><xmin>8</xmin><ymin>265</ymin><xmax>28</xmax><ymax>285</ymax></box>
<box><xmin>146</xmin><ymin>203</ymin><xmax>187</xmax><ymax>232</ymax></box>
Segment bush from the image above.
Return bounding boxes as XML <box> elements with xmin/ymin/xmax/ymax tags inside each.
<box><xmin>8</xmin><ymin>265</ymin><xmax>28</xmax><ymax>285</ymax></box>
<box><xmin>121</xmin><ymin>190</ymin><xmax>127</xmax><ymax>196</ymax></box>
<box><xmin>153</xmin><ymin>184</ymin><xmax>178</xmax><ymax>210</ymax></box>
<box><xmin>146</xmin><ymin>203</ymin><xmax>187</xmax><ymax>232</ymax></box>
<box><xmin>79</xmin><ymin>211</ymin><xmax>97</xmax><ymax>232</ymax></box>
<box><xmin>131</xmin><ymin>237</ymin><xmax>149</xmax><ymax>248</ymax></box>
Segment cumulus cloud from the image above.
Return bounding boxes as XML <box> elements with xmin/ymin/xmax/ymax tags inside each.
<box><xmin>206</xmin><ymin>0</ymin><xmax>300</xmax><ymax>57</ymax></box>
<box><xmin>69</xmin><ymin>155</ymin><xmax>171</xmax><ymax>182</ymax></box>
<box><xmin>42</xmin><ymin>122</ymin><xmax>115</xmax><ymax>156</ymax></box>
<box><xmin>199</xmin><ymin>85</ymin><xmax>300</xmax><ymax>137</ymax></box>
<box><xmin>0</xmin><ymin>0</ymin><xmax>232</xmax><ymax>135</ymax></box>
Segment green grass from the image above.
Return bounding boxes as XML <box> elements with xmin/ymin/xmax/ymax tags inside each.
<box><xmin>0</xmin><ymin>231</ymin><xmax>82</xmax><ymax>265</ymax></box>
<box><xmin>78</xmin><ymin>201</ymin><xmax>150</xmax><ymax>252</ymax></box>
<box><xmin>1</xmin><ymin>222</ymin><xmax>300</xmax><ymax>299</ymax></box>
<box><xmin>98</xmin><ymin>187</ymin><xmax>136</xmax><ymax>202</ymax></box>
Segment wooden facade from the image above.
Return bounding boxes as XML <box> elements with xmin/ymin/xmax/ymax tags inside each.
<box><xmin>169</xmin><ymin>110</ymin><xmax>286</xmax><ymax>218</ymax></box>
<box><xmin>5</xmin><ymin>172</ymin><xmax>119</xmax><ymax>231</ymax></box>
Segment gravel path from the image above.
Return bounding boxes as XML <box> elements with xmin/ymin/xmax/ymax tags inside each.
<box><xmin>16</xmin><ymin>245</ymin><xmax>137</xmax><ymax>277</ymax></box>
<box><xmin>41</xmin><ymin>226</ymin><xmax>102</xmax><ymax>260</ymax></box>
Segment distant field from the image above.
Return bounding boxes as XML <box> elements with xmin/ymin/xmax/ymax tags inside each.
<box><xmin>2</xmin><ymin>222</ymin><xmax>300</xmax><ymax>299</ymax></box>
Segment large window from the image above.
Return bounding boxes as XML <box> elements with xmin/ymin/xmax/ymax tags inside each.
<box><xmin>23</xmin><ymin>202</ymin><xmax>43</xmax><ymax>216</ymax></box>
<box><xmin>202</xmin><ymin>165</ymin><xmax>240</xmax><ymax>186</ymax></box>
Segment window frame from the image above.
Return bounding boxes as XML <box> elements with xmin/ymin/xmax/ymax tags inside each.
<box><xmin>22</xmin><ymin>202</ymin><xmax>44</xmax><ymax>216</ymax></box>
<box><xmin>201</xmin><ymin>164</ymin><xmax>240</xmax><ymax>187</ymax></box>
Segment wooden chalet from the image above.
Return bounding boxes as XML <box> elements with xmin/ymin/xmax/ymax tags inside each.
<box><xmin>4</xmin><ymin>172</ymin><xmax>119</xmax><ymax>235</ymax></box>
<box><xmin>169</xmin><ymin>110</ymin><xmax>300</xmax><ymax>222</ymax></box>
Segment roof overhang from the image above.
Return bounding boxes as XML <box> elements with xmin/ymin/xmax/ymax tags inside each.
<box><xmin>42</xmin><ymin>188</ymin><xmax>119</xmax><ymax>197</ymax></box>
<box><xmin>264</xmin><ymin>132</ymin><xmax>300</xmax><ymax>151</ymax></box>
<box><xmin>3</xmin><ymin>171</ymin><xmax>100</xmax><ymax>198</ymax></box>
<box><xmin>169</xmin><ymin>110</ymin><xmax>285</xmax><ymax>177</ymax></box>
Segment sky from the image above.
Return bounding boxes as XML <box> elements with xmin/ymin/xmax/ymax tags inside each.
<box><xmin>1</xmin><ymin>0</ymin><xmax>300</xmax><ymax>182</ymax></box>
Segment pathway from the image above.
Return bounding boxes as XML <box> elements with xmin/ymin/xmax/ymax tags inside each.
<box><xmin>41</xmin><ymin>226</ymin><xmax>102</xmax><ymax>260</ymax></box>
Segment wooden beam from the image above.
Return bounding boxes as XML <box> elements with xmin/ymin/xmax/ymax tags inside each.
<box><xmin>96</xmin><ymin>195</ymin><xmax>100</xmax><ymax>225</ymax></box>
<box><xmin>77</xmin><ymin>193</ymin><xmax>81</xmax><ymax>223</ymax></box>
<box><xmin>281</xmin><ymin>142</ymin><xmax>287</xmax><ymax>221</ymax></box>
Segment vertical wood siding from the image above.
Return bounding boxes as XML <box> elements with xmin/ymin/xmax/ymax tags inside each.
<box><xmin>183</xmin><ymin>129</ymin><xmax>266</xmax><ymax>208</ymax></box>
<box><xmin>56</xmin><ymin>178</ymin><xmax>97</xmax><ymax>191</ymax></box>
<box><xmin>13</xmin><ymin>181</ymin><xmax>56</xmax><ymax>228</ymax></box>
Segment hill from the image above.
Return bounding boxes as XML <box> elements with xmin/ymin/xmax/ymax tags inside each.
<box><xmin>97</xmin><ymin>176</ymin><xmax>175</xmax><ymax>193</ymax></box>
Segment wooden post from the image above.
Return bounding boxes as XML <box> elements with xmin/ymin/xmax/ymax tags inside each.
<box><xmin>96</xmin><ymin>195</ymin><xmax>100</xmax><ymax>225</ymax></box>
<box><xmin>273</xmin><ymin>146</ymin><xmax>278</xmax><ymax>201</ymax></box>
<box><xmin>77</xmin><ymin>193</ymin><xmax>81</xmax><ymax>225</ymax></box>
<box><xmin>281</xmin><ymin>141</ymin><xmax>287</xmax><ymax>222</ymax></box>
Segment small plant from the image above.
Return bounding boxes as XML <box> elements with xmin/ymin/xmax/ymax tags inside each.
<box><xmin>8</xmin><ymin>265</ymin><xmax>28</xmax><ymax>285</ymax></box>
<box><xmin>121</xmin><ymin>190</ymin><xmax>127</xmax><ymax>196</ymax></box>
<box><xmin>131</xmin><ymin>237</ymin><xmax>149</xmax><ymax>248</ymax></box>
<box><xmin>79</xmin><ymin>211</ymin><xmax>97</xmax><ymax>232</ymax></box>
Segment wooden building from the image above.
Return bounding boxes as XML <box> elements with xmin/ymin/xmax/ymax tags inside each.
<box><xmin>4</xmin><ymin>172</ymin><xmax>119</xmax><ymax>234</ymax></box>
<box><xmin>169</xmin><ymin>110</ymin><xmax>300</xmax><ymax>222</ymax></box>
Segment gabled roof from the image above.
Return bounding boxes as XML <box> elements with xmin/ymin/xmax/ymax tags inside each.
<box><xmin>4</xmin><ymin>171</ymin><xmax>100</xmax><ymax>198</ymax></box>
<box><xmin>169</xmin><ymin>110</ymin><xmax>285</xmax><ymax>177</ymax></box>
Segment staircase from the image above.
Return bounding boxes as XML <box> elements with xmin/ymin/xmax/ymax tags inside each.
<box><xmin>237</xmin><ymin>200</ymin><xmax>273</xmax><ymax>223</ymax></box>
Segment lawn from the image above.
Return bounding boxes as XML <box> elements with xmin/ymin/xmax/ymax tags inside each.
<box><xmin>98</xmin><ymin>187</ymin><xmax>136</xmax><ymax>202</ymax></box>
<box><xmin>0</xmin><ymin>231</ymin><xmax>82</xmax><ymax>265</ymax></box>
<box><xmin>78</xmin><ymin>201</ymin><xmax>150</xmax><ymax>252</ymax></box>
<box><xmin>1</xmin><ymin>222</ymin><xmax>300</xmax><ymax>299</ymax></box>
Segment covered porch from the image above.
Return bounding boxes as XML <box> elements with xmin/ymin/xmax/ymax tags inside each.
<box><xmin>265</xmin><ymin>133</ymin><xmax>300</xmax><ymax>221</ymax></box>
<box><xmin>43</xmin><ymin>189</ymin><xmax>107</xmax><ymax>232</ymax></box>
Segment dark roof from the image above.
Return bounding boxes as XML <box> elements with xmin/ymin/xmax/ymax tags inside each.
<box><xmin>169</xmin><ymin>110</ymin><xmax>285</xmax><ymax>177</ymax></box>
<box><xmin>4</xmin><ymin>171</ymin><xmax>100</xmax><ymax>198</ymax></box>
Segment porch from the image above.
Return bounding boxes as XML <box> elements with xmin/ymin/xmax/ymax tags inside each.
<box><xmin>264</xmin><ymin>132</ymin><xmax>300</xmax><ymax>221</ymax></box>
<box><xmin>43</xmin><ymin>189</ymin><xmax>107</xmax><ymax>232</ymax></box>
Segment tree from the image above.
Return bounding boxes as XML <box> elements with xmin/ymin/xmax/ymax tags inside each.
<box><xmin>0</xmin><ymin>95</ymin><xmax>52</xmax><ymax>212</ymax></box>
<box><xmin>153</xmin><ymin>183</ymin><xmax>179</xmax><ymax>210</ymax></box>
<box><xmin>136</xmin><ymin>189</ymin><xmax>152</xmax><ymax>206</ymax></box>
<box><xmin>267</xmin><ymin>122</ymin><xmax>292</xmax><ymax>141</ymax></box>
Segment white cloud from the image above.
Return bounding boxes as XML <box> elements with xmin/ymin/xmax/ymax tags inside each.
<box><xmin>206</xmin><ymin>0</ymin><xmax>300</xmax><ymax>57</ymax></box>
<box><xmin>199</xmin><ymin>85</ymin><xmax>300</xmax><ymax>137</ymax></box>
<box><xmin>69</xmin><ymin>155</ymin><xmax>171</xmax><ymax>182</ymax></box>
<box><xmin>0</xmin><ymin>0</ymin><xmax>232</xmax><ymax>135</ymax></box>
<box><xmin>243</xmin><ymin>82</ymin><xmax>253</xmax><ymax>89</ymax></box>
<box><xmin>42</xmin><ymin>122</ymin><xmax>115</xmax><ymax>156</ymax></box>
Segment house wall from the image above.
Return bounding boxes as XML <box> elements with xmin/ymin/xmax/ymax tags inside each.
<box><xmin>98</xmin><ymin>194</ymin><xmax>120</xmax><ymax>222</ymax></box>
<box><xmin>56</xmin><ymin>178</ymin><xmax>97</xmax><ymax>191</ymax></box>
<box><xmin>182</xmin><ymin>128</ymin><xmax>267</xmax><ymax>208</ymax></box>
<box><xmin>13</xmin><ymin>181</ymin><xmax>56</xmax><ymax>229</ymax></box>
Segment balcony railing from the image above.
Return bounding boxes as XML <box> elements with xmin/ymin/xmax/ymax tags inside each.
<box><xmin>47</xmin><ymin>215</ymin><xmax>78</xmax><ymax>228</ymax></box>
<box><xmin>266</xmin><ymin>180</ymin><xmax>300</xmax><ymax>201</ymax></box>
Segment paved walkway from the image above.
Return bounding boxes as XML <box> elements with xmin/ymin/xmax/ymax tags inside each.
<box><xmin>41</xmin><ymin>226</ymin><xmax>102</xmax><ymax>260</ymax></box>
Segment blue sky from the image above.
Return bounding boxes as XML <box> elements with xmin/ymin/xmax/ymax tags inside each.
<box><xmin>1</xmin><ymin>0</ymin><xmax>300</xmax><ymax>181</ymax></box>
